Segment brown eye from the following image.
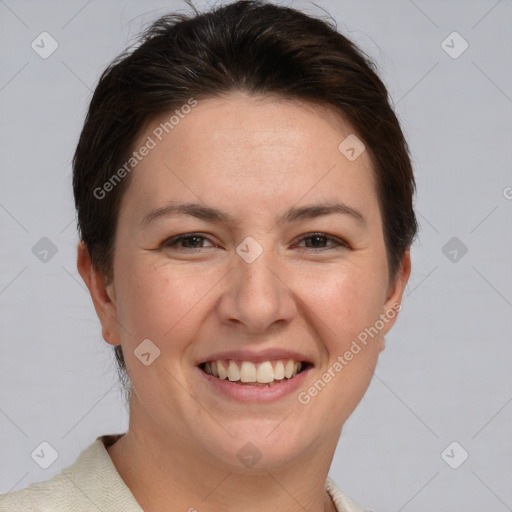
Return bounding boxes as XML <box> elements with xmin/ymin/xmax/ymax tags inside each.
<box><xmin>296</xmin><ymin>233</ymin><xmax>348</xmax><ymax>251</ymax></box>
<box><xmin>163</xmin><ymin>233</ymin><xmax>215</xmax><ymax>250</ymax></box>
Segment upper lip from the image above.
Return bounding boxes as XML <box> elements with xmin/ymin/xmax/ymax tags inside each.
<box><xmin>197</xmin><ymin>348</ymin><xmax>314</xmax><ymax>366</ymax></box>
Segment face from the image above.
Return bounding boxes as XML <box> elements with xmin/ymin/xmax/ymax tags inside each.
<box><xmin>81</xmin><ymin>92</ymin><xmax>410</xmax><ymax>471</ymax></box>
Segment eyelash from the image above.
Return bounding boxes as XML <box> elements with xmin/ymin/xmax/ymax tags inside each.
<box><xmin>161</xmin><ymin>232</ymin><xmax>349</xmax><ymax>253</ymax></box>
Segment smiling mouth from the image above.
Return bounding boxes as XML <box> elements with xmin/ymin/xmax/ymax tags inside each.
<box><xmin>199</xmin><ymin>359</ymin><xmax>311</xmax><ymax>387</ymax></box>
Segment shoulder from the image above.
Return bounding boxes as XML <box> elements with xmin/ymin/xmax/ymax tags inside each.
<box><xmin>326</xmin><ymin>477</ymin><xmax>374</xmax><ymax>512</ymax></box>
<box><xmin>0</xmin><ymin>434</ymin><xmax>142</xmax><ymax>512</ymax></box>
<box><xmin>0</xmin><ymin>469</ymin><xmax>76</xmax><ymax>512</ymax></box>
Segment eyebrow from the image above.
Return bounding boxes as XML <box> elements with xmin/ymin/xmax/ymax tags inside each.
<box><xmin>140</xmin><ymin>201</ymin><xmax>366</xmax><ymax>228</ymax></box>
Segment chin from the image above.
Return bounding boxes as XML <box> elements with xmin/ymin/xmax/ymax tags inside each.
<box><xmin>194</xmin><ymin>420</ymin><xmax>317</xmax><ymax>472</ymax></box>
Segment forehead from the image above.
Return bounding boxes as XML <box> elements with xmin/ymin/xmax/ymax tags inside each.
<box><xmin>123</xmin><ymin>93</ymin><xmax>378</xmax><ymax>220</ymax></box>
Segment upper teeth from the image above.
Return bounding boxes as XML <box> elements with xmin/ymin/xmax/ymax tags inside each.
<box><xmin>203</xmin><ymin>359</ymin><xmax>303</xmax><ymax>383</ymax></box>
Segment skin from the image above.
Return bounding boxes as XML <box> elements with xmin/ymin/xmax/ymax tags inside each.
<box><xmin>78</xmin><ymin>92</ymin><xmax>411</xmax><ymax>512</ymax></box>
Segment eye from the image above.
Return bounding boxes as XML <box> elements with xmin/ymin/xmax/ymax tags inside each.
<box><xmin>160</xmin><ymin>232</ymin><xmax>349</xmax><ymax>253</ymax></box>
<box><xmin>162</xmin><ymin>233</ymin><xmax>216</xmax><ymax>250</ymax></box>
<box><xmin>295</xmin><ymin>233</ymin><xmax>349</xmax><ymax>252</ymax></box>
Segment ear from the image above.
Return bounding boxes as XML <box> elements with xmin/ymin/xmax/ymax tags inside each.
<box><xmin>77</xmin><ymin>241</ymin><xmax>120</xmax><ymax>346</ymax></box>
<box><xmin>381</xmin><ymin>250</ymin><xmax>411</xmax><ymax>337</ymax></box>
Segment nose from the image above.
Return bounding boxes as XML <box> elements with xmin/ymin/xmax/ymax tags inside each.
<box><xmin>216</xmin><ymin>250</ymin><xmax>298</xmax><ymax>334</ymax></box>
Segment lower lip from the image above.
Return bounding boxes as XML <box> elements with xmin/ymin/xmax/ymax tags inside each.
<box><xmin>198</xmin><ymin>366</ymin><xmax>311</xmax><ymax>402</ymax></box>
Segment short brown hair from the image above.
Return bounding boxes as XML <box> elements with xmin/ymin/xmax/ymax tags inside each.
<box><xmin>73</xmin><ymin>0</ymin><xmax>418</xmax><ymax>392</ymax></box>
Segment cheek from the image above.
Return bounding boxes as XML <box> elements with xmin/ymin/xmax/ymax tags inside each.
<box><xmin>304</xmin><ymin>260</ymin><xmax>387</xmax><ymax>342</ymax></box>
<box><xmin>113</xmin><ymin>258</ymin><xmax>217</xmax><ymax>346</ymax></box>
<box><xmin>305</xmin><ymin>263</ymin><xmax>386</xmax><ymax>405</ymax></box>
<box><xmin>303</xmin><ymin>276</ymin><xmax>383</xmax><ymax>421</ymax></box>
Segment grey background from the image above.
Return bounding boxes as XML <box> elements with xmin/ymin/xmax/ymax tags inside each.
<box><xmin>1</xmin><ymin>0</ymin><xmax>511</xmax><ymax>510</ymax></box>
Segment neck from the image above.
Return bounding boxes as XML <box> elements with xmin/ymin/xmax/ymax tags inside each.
<box><xmin>107</xmin><ymin>408</ymin><xmax>339</xmax><ymax>512</ymax></box>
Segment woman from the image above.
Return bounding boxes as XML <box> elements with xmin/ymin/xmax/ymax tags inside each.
<box><xmin>0</xmin><ymin>0</ymin><xmax>417</xmax><ymax>510</ymax></box>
